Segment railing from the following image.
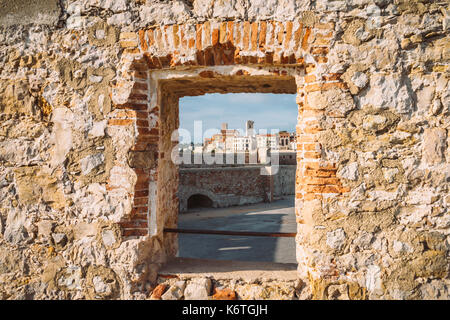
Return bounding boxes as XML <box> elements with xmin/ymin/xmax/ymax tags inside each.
<box><xmin>164</xmin><ymin>228</ymin><xmax>296</xmax><ymax>238</ymax></box>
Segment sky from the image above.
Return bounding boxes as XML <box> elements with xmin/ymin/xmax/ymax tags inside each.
<box><xmin>179</xmin><ymin>93</ymin><xmax>298</xmax><ymax>144</ymax></box>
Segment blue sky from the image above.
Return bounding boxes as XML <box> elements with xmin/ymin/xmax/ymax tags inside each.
<box><xmin>179</xmin><ymin>93</ymin><xmax>297</xmax><ymax>144</ymax></box>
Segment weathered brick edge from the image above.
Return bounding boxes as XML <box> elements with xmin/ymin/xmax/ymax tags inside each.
<box><xmin>119</xmin><ymin>20</ymin><xmax>335</xmax><ymax>67</ymax></box>
<box><xmin>108</xmin><ymin>58</ymin><xmax>157</xmax><ymax>238</ymax></box>
<box><xmin>111</xmin><ymin>19</ymin><xmax>348</xmax><ymax>238</ymax></box>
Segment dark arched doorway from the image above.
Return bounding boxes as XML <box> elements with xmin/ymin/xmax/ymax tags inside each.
<box><xmin>187</xmin><ymin>194</ymin><xmax>213</xmax><ymax>210</ymax></box>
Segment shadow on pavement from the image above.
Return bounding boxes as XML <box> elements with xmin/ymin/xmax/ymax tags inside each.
<box><xmin>176</xmin><ymin>197</ymin><xmax>297</xmax><ymax>264</ymax></box>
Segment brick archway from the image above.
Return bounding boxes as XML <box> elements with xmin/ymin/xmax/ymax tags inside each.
<box><xmin>108</xmin><ymin>19</ymin><xmax>351</xmax><ymax>281</ymax></box>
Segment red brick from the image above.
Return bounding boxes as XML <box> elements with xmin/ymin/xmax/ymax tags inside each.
<box><xmin>133</xmin><ymin>70</ymin><xmax>148</xmax><ymax>80</ymax></box>
<box><xmin>159</xmin><ymin>54</ymin><xmax>172</xmax><ymax>68</ymax></box>
<box><xmin>150</xmin><ymin>284</ymin><xmax>167</xmax><ymax>300</ymax></box>
<box><xmin>155</xmin><ymin>28</ymin><xmax>163</xmax><ymax>51</ymax></box>
<box><xmin>204</xmin><ymin>47</ymin><xmax>214</xmax><ymax>65</ymax></box>
<box><xmin>196</xmin><ymin>24</ymin><xmax>202</xmax><ymax>51</ymax></box>
<box><xmin>122</xmin><ymin>229</ymin><xmax>148</xmax><ymax>237</ymax></box>
<box><xmin>133</xmin><ymin>82</ymin><xmax>148</xmax><ymax>91</ymax></box>
<box><xmin>134</xmin><ymin>190</ymin><xmax>149</xmax><ymax>198</ymax></box>
<box><xmin>136</xmin><ymin>119</ymin><xmax>149</xmax><ymax>127</ymax></box>
<box><xmin>164</xmin><ymin>25</ymin><xmax>170</xmax><ymax>50</ymax></box>
<box><xmin>322</xmin><ymin>73</ymin><xmax>342</xmax><ymax>81</ymax></box>
<box><xmin>133</xmin><ymin>197</ymin><xmax>149</xmax><ymax>206</ymax></box>
<box><xmin>136</xmin><ymin>111</ymin><xmax>149</xmax><ymax>119</ymax></box>
<box><xmin>288</xmin><ymin>53</ymin><xmax>296</xmax><ymax>64</ymax></box>
<box><xmin>220</xmin><ymin>22</ymin><xmax>227</xmax><ymax>44</ymax></box>
<box><xmin>304</xmin><ymin>74</ymin><xmax>316</xmax><ymax>83</ymax></box>
<box><xmin>147</xmin><ymin>55</ymin><xmax>162</xmax><ymax>69</ymax></box>
<box><xmin>311</xmin><ymin>46</ymin><xmax>329</xmax><ymax>55</ymax></box>
<box><xmin>305</xmin><ymin>63</ymin><xmax>316</xmax><ymax>74</ymax></box>
<box><xmin>243</xmin><ymin>21</ymin><xmax>250</xmax><ymax>50</ymax></box>
<box><xmin>251</xmin><ymin>21</ymin><xmax>258</xmax><ymax>51</ymax></box>
<box><xmin>132</xmin><ymin>60</ymin><xmax>147</xmax><ymax>70</ymax></box>
<box><xmin>235</xmin><ymin>22</ymin><xmax>242</xmax><ymax>46</ymax></box>
<box><xmin>249</xmin><ymin>55</ymin><xmax>257</xmax><ymax>64</ymax></box>
<box><xmin>227</xmin><ymin>21</ymin><xmax>234</xmax><ymax>43</ymax></box>
<box><xmin>108</xmin><ymin>119</ymin><xmax>134</xmax><ymax>126</ymax></box>
<box><xmin>115</xmin><ymin>103</ymin><xmax>148</xmax><ymax>111</ymax></box>
<box><xmin>180</xmin><ymin>25</ymin><xmax>187</xmax><ymax>49</ymax></box>
<box><xmin>119</xmin><ymin>220</ymin><xmax>148</xmax><ymax>229</ymax></box>
<box><xmin>203</xmin><ymin>21</ymin><xmax>211</xmax><ymax>48</ymax></box>
<box><xmin>300</xmin><ymin>185</ymin><xmax>344</xmax><ymax>194</ymax></box>
<box><xmin>188</xmin><ymin>37</ymin><xmax>195</xmax><ymax>49</ymax></box>
<box><xmin>136</xmin><ymin>174</ymin><xmax>150</xmax><ymax>184</ymax></box>
<box><xmin>139</xmin><ymin>29</ymin><xmax>148</xmax><ymax>51</ymax></box>
<box><xmin>265</xmin><ymin>51</ymin><xmax>273</xmax><ymax>64</ymax></box>
<box><xmin>302</xmin><ymin>143</ymin><xmax>319</xmax><ymax>151</ymax></box>
<box><xmin>268</xmin><ymin>21</ymin><xmax>276</xmax><ymax>47</ymax></box>
<box><xmin>298</xmin><ymin>176</ymin><xmax>341</xmax><ymax>185</ymax></box>
<box><xmin>123</xmin><ymin>48</ymin><xmax>140</xmax><ymax>55</ymax></box>
<box><xmin>222</xmin><ymin>46</ymin><xmax>234</xmax><ymax>64</ymax></box>
<box><xmin>314</xmin><ymin>56</ymin><xmax>328</xmax><ymax>63</ymax></box>
<box><xmin>302</xmin><ymin>28</ymin><xmax>311</xmax><ymax>50</ymax></box>
<box><xmin>304</xmin><ymin>162</ymin><xmax>337</xmax><ymax>170</ymax></box>
<box><xmin>273</xmin><ymin>50</ymin><xmax>282</xmax><ymax>64</ymax></box>
<box><xmin>129</xmin><ymin>93</ymin><xmax>148</xmax><ymax>101</ymax></box>
<box><xmin>135</xmin><ymin>180</ymin><xmax>151</xmax><ymax>190</ymax></box>
<box><xmin>131</xmin><ymin>141</ymin><xmax>149</xmax><ymax>151</ymax></box>
<box><xmin>285</xmin><ymin>21</ymin><xmax>293</xmax><ymax>49</ymax></box>
<box><xmin>212</xmin><ymin>27</ymin><xmax>219</xmax><ymax>46</ymax></box>
<box><xmin>259</xmin><ymin>21</ymin><xmax>267</xmax><ymax>49</ymax></box>
<box><xmin>173</xmin><ymin>25</ymin><xmax>180</xmax><ymax>48</ymax></box>
<box><xmin>113</xmin><ymin>110</ymin><xmax>138</xmax><ymax>119</ymax></box>
<box><xmin>133</xmin><ymin>168</ymin><xmax>150</xmax><ymax>175</ymax></box>
<box><xmin>277</xmin><ymin>22</ymin><xmax>284</xmax><ymax>45</ymax></box>
<box><xmin>303</xmin><ymin>151</ymin><xmax>322</xmax><ymax>159</ymax></box>
<box><xmin>304</xmin><ymin>169</ymin><xmax>336</xmax><ymax>178</ymax></box>
<box><xmin>196</xmin><ymin>50</ymin><xmax>205</xmax><ymax>65</ymax></box>
<box><xmin>303</xmin><ymin>193</ymin><xmax>324</xmax><ymax>200</ymax></box>
<box><xmin>304</xmin><ymin>83</ymin><xmax>322</xmax><ymax>93</ymax></box>
<box><xmin>147</xmin><ymin>29</ymin><xmax>155</xmax><ymax>47</ymax></box>
<box><xmin>212</xmin><ymin>288</ymin><xmax>237</xmax><ymax>300</ymax></box>
<box><xmin>130</xmin><ymin>213</ymin><xmax>148</xmax><ymax>221</ymax></box>
<box><xmin>313</xmin><ymin>35</ymin><xmax>331</xmax><ymax>46</ymax></box>
<box><xmin>293</xmin><ymin>23</ymin><xmax>303</xmax><ymax>51</ymax></box>
<box><xmin>130</xmin><ymin>206</ymin><xmax>149</xmax><ymax>215</ymax></box>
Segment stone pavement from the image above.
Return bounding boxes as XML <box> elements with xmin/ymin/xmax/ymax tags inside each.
<box><xmin>177</xmin><ymin>196</ymin><xmax>297</xmax><ymax>263</ymax></box>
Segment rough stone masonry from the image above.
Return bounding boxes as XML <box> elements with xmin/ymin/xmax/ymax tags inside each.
<box><xmin>0</xmin><ymin>0</ymin><xmax>448</xmax><ymax>300</ymax></box>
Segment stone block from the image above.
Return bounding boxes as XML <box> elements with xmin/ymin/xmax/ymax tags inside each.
<box><xmin>423</xmin><ymin>128</ymin><xmax>447</xmax><ymax>165</ymax></box>
<box><xmin>184</xmin><ymin>278</ymin><xmax>212</xmax><ymax>300</ymax></box>
<box><xmin>0</xmin><ymin>0</ymin><xmax>61</xmax><ymax>26</ymax></box>
<box><xmin>161</xmin><ymin>281</ymin><xmax>186</xmax><ymax>300</ymax></box>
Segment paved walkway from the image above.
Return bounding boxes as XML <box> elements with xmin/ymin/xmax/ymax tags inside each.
<box><xmin>177</xmin><ymin>196</ymin><xmax>297</xmax><ymax>263</ymax></box>
<box><xmin>159</xmin><ymin>257</ymin><xmax>298</xmax><ymax>282</ymax></box>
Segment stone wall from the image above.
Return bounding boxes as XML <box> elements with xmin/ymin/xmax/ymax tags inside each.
<box><xmin>0</xmin><ymin>0</ymin><xmax>448</xmax><ymax>300</ymax></box>
<box><xmin>273</xmin><ymin>165</ymin><xmax>296</xmax><ymax>197</ymax></box>
<box><xmin>178</xmin><ymin>165</ymin><xmax>295</xmax><ymax>212</ymax></box>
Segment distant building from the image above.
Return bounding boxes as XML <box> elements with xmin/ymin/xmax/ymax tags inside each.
<box><xmin>256</xmin><ymin>134</ymin><xmax>279</xmax><ymax>150</ymax></box>
<box><xmin>202</xmin><ymin>121</ymin><xmax>295</xmax><ymax>154</ymax></box>
<box><xmin>245</xmin><ymin>120</ymin><xmax>255</xmax><ymax>137</ymax></box>
<box><xmin>279</xmin><ymin>131</ymin><xmax>290</xmax><ymax>150</ymax></box>
<box><xmin>234</xmin><ymin>136</ymin><xmax>251</xmax><ymax>151</ymax></box>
